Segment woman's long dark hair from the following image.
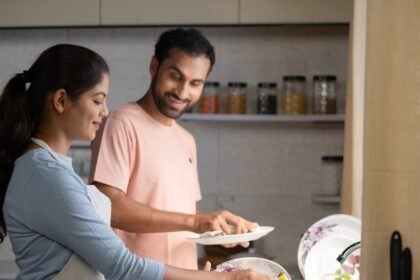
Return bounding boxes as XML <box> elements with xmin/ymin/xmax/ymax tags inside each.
<box><xmin>0</xmin><ymin>44</ymin><xmax>109</xmax><ymax>242</ymax></box>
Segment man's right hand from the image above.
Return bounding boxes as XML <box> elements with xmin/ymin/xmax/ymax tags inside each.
<box><xmin>195</xmin><ymin>210</ymin><xmax>257</xmax><ymax>234</ymax></box>
<box><xmin>194</xmin><ymin>210</ymin><xmax>258</xmax><ymax>248</ymax></box>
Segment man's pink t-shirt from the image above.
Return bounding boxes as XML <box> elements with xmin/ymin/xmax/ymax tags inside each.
<box><xmin>90</xmin><ymin>102</ymin><xmax>201</xmax><ymax>269</ymax></box>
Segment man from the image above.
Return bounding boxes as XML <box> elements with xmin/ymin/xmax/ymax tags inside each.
<box><xmin>90</xmin><ymin>28</ymin><xmax>257</xmax><ymax>269</ymax></box>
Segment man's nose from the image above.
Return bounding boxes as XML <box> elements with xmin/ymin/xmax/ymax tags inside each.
<box><xmin>176</xmin><ymin>83</ymin><xmax>189</xmax><ymax>100</ymax></box>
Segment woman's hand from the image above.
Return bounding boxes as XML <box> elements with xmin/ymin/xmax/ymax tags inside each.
<box><xmin>203</xmin><ymin>261</ymin><xmax>212</xmax><ymax>271</ymax></box>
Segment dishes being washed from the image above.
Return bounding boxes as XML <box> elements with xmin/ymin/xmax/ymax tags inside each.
<box><xmin>304</xmin><ymin>235</ymin><xmax>360</xmax><ymax>280</ymax></box>
<box><xmin>215</xmin><ymin>257</ymin><xmax>291</xmax><ymax>280</ymax></box>
<box><xmin>187</xmin><ymin>226</ymin><xmax>274</xmax><ymax>245</ymax></box>
<box><xmin>297</xmin><ymin>214</ymin><xmax>361</xmax><ymax>278</ymax></box>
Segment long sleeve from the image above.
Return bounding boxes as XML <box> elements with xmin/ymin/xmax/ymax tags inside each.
<box><xmin>21</xmin><ymin>161</ymin><xmax>164</xmax><ymax>280</ymax></box>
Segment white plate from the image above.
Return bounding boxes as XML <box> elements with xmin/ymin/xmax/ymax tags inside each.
<box><xmin>297</xmin><ymin>214</ymin><xmax>361</xmax><ymax>278</ymax></box>
<box><xmin>304</xmin><ymin>235</ymin><xmax>360</xmax><ymax>280</ymax></box>
<box><xmin>215</xmin><ymin>257</ymin><xmax>291</xmax><ymax>279</ymax></box>
<box><xmin>187</xmin><ymin>226</ymin><xmax>274</xmax><ymax>245</ymax></box>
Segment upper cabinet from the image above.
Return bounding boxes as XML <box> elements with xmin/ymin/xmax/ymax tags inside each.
<box><xmin>239</xmin><ymin>0</ymin><xmax>353</xmax><ymax>24</ymax></box>
<box><xmin>100</xmin><ymin>0</ymin><xmax>238</xmax><ymax>25</ymax></box>
<box><xmin>0</xmin><ymin>0</ymin><xmax>100</xmax><ymax>27</ymax></box>
<box><xmin>0</xmin><ymin>0</ymin><xmax>352</xmax><ymax>28</ymax></box>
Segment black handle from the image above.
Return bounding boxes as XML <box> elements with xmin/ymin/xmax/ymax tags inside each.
<box><xmin>400</xmin><ymin>248</ymin><xmax>412</xmax><ymax>280</ymax></box>
<box><xmin>390</xmin><ymin>231</ymin><xmax>402</xmax><ymax>280</ymax></box>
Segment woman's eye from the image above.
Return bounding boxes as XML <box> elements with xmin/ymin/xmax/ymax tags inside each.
<box><xmin>94</xmin><ymin>100</ymin><xmax>103</xmax><ymax>105</ymax></box>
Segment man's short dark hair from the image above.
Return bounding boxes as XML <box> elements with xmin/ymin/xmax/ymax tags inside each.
<box><xmin>154</xmin><ymin>28</ymin><xmax>215</xmax><ymax>72</ymax></box>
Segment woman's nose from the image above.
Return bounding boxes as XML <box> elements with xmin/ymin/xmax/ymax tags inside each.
<box><xmin>102</xmin><ymin>104</ymin><xmax>109</xmax><ymax>117</ymax></box>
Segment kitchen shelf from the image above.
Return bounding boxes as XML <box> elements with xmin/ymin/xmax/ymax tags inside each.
<box><xmin>180</xmin><ymin>113</ymin><xmax>345</xmax><ymax>123</ymax></box>
<box><xmin>312</xmin><ymin>194</ymin><xmax>341</xmax><ymax>204</ymax></box>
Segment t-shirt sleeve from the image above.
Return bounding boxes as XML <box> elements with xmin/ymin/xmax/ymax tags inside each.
<box><xmin>23</xmin><ymin>167</ymin><xmax>164</xmax><ymax>280</ymax></box>
<box><xmin>90</xmin><ymin>116</ymin><xmax>133</xmax><ymax>193</ymax></box>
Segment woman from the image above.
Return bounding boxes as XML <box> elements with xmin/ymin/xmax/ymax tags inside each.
<box><xmin>0</xmin><ymin>44</ymin><xmax>272</xmax><ymax>280</ymax></box>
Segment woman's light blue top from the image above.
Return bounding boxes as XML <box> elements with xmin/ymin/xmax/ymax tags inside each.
<box><xmin>3</xmin><ymin>148</ymin><xmax>165</xmax><ymax>280</ymax></box>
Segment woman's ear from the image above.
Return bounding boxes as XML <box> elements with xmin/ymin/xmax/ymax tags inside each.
<box><xmin>51</xmin><ymin>89</ymin><xmax>68</xmax><ymax>114</ymax></box>
<box><xmin>150</xmin><ymin>56</ymin><xmax>158</xmax><ymax>76</ymax></box>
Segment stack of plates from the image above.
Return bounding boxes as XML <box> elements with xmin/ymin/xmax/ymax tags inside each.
<box><xmin>297</xmin><ymin>214</ymin><xmax>361</xmax><ymax>279</ymax></box>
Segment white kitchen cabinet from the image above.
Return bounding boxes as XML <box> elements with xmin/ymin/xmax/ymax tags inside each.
<box><xmin>0</xmin><ymin>0</ymin><xmax>352</xmax><ymax>27</ymax></box>
<box><xmin>0</xmin><ymin>0</ymin><xmax>100</xmax><ymax>27</ymax></box>
<box><xmin>239</xmin><ymin>0</ymin><xmax>353</xmax><ymax>24</ymax></box>
<box><xmin>100</xmin><ymin>0</ymin><xmax>239</xmax><ymax>25</ymax></box>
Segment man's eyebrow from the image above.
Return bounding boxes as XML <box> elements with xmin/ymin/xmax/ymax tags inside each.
<box><xmin>169</xmin><ymin>66</ymin><xmax>206</xmax><ymax>83</ymax></box>
<box><xmin>169</xmin><ymin>66</ymin><xmax>184</xmax><ymax>75</ymax></box>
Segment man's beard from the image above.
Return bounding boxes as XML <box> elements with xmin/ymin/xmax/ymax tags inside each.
<box><xmin>150</xmin><ymin>77</ymin><xmax>192</xmax><ymax>119</ymax></box>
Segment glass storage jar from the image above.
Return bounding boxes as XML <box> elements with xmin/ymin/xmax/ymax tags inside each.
<box><xmin>227</xmin><ymin>82</ymin><xmax>247</xmax><ymax>114</ymax></box>
<box><xmin>257</xmin><ymin>82</ymin><xmax>277</xmax><ymax>114</ymax></box>
<box><xmin>200</xmin><ymin>81</ymin><xmax>220</xmax><ymax>114</ymax></box>
<box><xmin>313</xmin><ymin>75</ymin><xmax>337</xmax><ymax>114</ymax></box>
<box><xmin>281</xmin><ymin>76</ymin><xmax>306</xmax><ymax>115</ymax></box>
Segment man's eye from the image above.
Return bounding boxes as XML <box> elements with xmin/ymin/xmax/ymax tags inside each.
<box><xmin>172</xmin><ymin>74</ymin><xmax>182</xmax><ymax>80</ymax></box>
<box><xmin>94</xmin><ymin>100</ymin><xmax>103</xmax><ymax>105</ymax></box>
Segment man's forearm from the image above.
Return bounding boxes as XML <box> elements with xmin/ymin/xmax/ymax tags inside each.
<box><xmin>95</xmin><ymin>182</ymin><xmax>197</xmax><ymax>233</ymax></box>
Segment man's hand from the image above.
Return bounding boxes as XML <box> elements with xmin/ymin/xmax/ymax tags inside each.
<box><xmin>194</xmin><ymin>210</ymin><xmax>258</xmax><ymax>248</ymax></box>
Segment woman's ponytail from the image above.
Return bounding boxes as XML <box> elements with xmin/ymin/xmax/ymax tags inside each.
<box><xmin>0</xmin><ymin>72</ymin><xmax>35</xmax><ymax>242</ymax></box>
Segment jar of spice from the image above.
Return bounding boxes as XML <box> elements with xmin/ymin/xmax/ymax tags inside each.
<box><xmin>200</xmin><ymin>81</ymin><xmax>220</xmax><ymax>114</ymax></box>
<box><xmin>227</xmin><ymin>82</ymin><xmax>247</xmax><ymax>114</ymax></box>
<box><xmin>312</xmin><ymin>75</ymin><xmax>337</xmax><ymax>114</ymax></box>
<box><xmin>281</xmin><ymin>76</ymin><xmax>306</xmax><ymax>115</ymax></box>
<box><xmin>257</xmin><ymin>82</ymin><xmax>277</xmax><ymax>115</ymax></box>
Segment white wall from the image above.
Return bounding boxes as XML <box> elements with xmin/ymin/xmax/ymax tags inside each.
<box><xmin>0</xmin><ymin>25</ymin><xmax>348</xmax><ymax>270</ymax></box>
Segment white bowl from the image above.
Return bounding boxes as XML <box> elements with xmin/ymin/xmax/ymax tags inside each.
<box><xmin>215</xmin><ymin>257</ymin><xmax>291</xmax><ymax>279</ymax></box>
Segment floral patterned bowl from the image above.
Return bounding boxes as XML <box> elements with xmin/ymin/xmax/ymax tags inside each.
<box><xmin>215</xmin><ymin>257</ymin><xmax>291</xmax><ymax>280</ymax></box>
<box><xmin>297</xmin><ymin>214</ymin><xmax>361</xmax><ymax>278</ymax></box>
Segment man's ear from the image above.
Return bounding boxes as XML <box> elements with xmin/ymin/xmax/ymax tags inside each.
<box><xmin>51</xmin><ymin>89</ymin><xmax>68</xmax><ymax>114</ymax></box>
<box><xmin>150</xmin><ymin>56</ymin><xmax>159</xmax><ymax>76</ymax></box>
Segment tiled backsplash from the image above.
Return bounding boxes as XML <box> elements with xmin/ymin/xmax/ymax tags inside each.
<box><xmin>0</xmin><ymin>25</ymin><xmax>348</xmax><ymax>270</ymax></box>
<box><xmin>184</xmin><ymin>121</ymin><xmax>344</xmax><ymax>266</ymax></box>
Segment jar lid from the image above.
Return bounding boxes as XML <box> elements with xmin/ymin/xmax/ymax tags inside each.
<box><xmin>313</xmin><ymin>75</ymin><xmax>337</xmax><ymax>81</ymax></box>
<box><xmin>205</xmin><ymin>81</ymin><xmax>220</xmax><ymax>87</ymax></box>
<box><xmin>258</xmin><ymin>82</ymin><xmax>277</xmax><ymax>88</ymax></box>
<box><xmin>228</xmin><ymin>82</ymin><xmax>247</xmax><ymax>88</ymax></box>
<box><xmin>283</xmin><ymin>75</ymin><xmax>306</xmax><ymax>82</ymax></box>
